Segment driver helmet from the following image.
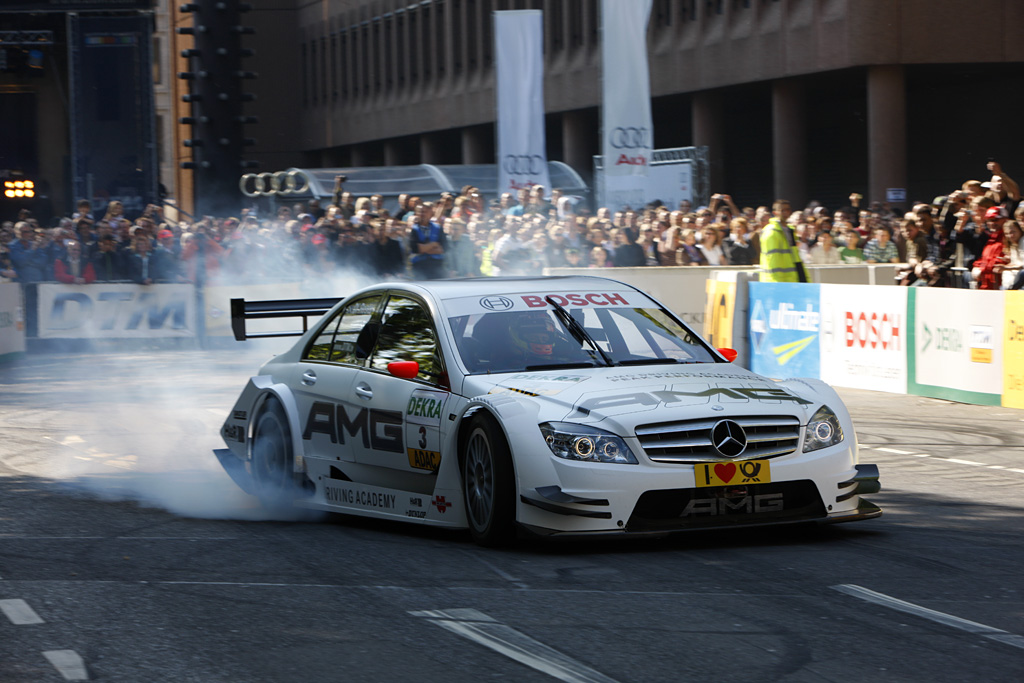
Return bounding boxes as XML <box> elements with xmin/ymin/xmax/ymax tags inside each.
<box><xmin>510</xmin><ymin>312</ymin><xmax>558</xmax><ymax>356</ymax></box>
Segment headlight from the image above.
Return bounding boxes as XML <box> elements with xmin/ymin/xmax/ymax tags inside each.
<box><xmin>539</xmin><ymin>422</ymin><xmax>638</xmax><ymax>464</ymax></box>
<box><xmin>803</xmin><ymin>405</ymin><xmax>844</xmax><ymax>453</ymax></box>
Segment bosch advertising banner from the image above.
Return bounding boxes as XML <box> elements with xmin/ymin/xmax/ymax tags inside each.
<box><xmin>600</xmin><ymin>0</ymin><xmax>654</xmax><ymax>211</ymax></box>
<box><xmin>819</xmin><ymin>284</ymin><xmax>907</xmax><ymax>394</ymax></box>
<box><xmin>0</xmin><ymin>282</ymin><xmax>25</xmax><ymax>362</ymax></box>
<box><xmin>748</xmin><ymin>282</ymin><xmax>821</xmax><ymax>379</ymax></box>
<box><xmin>494</xmin><ymin>11</ymin><xmax>552</xmax><ymax>194</ymax></box>
<box><xmin>909</xmin><ymin>288</ymin><xmax>1003</xmax><ymax>406</ymax></box>
<box><xmin>37</xmin><ymin>284</ymin><xmax>195</xmax><ymax>339</ymax></box>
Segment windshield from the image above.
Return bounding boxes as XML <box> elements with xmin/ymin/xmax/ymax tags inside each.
<box><xmin>448</xmin><ymin>304</ymin><xmax>717</xmax><ymax>374</ymax></box>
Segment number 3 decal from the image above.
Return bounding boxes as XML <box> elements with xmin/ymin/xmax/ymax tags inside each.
<box><xmin>418</xmin><ymin>425</ymin><xmax>427</xmax><ymax>449</ymax></box>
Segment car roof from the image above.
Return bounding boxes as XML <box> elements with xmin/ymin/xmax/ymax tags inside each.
<box><xmin>399</xmin><ymin>275</ymin><xmax>640</xmax><ymax>300</ymax></box>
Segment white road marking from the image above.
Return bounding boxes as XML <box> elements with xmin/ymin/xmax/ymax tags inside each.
<box><xmin>865</xmin><ymin>448</ymin><xmax>1024</xmax><ymax>476</ymax></box>
<box><xmin>1010</xmin><ymin>468</ymin><xmax>1024</xmax><ymax>475</ymax></box>
<box><xmin>43</xmin><ymin>650</ymin><xmax>88</xmax><ymax>680</ymax></box>
<box><xmin>0</xmin><ymin>599</ymin><xmax>45</xmax><ymax>625</ymax></box>
<box><xmin>946</xmin><ymin>458</ymin><xmax>985</xmax><ymax>466</ymax></box>
<box><xmin>875</xmin><ymin>447</ymin><xmax>913</xmax><ymax>454</ymax></box>
<box><xmin>832</xmin><ymin>584</ymin><xmax>1024</xmax><ymax>651</ymax></box>
<box><xmin>988</xmin><ymin>465</ymin><xmax>1006</xmax><ymax>470</ymax></box>
<box><xmin>411</xmin><ymin>609</ymin><xmax>619</xmax><ymax>683</ymax></box>
<box><xmin>909</xmin><ymin>453</ymin><xmax>930</xmax><ymax>457</ymax></box>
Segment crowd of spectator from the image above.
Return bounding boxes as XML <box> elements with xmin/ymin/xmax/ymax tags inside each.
<box><xmin>2</xmin><ymin>161</ymin><xmax>1021</xmax><ymax>290</ymax></box>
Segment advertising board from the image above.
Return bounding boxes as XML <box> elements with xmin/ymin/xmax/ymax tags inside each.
<box><xmin>748</xmin><ymin>282</ymin><xmax>821</xmax><ymax>379</ymax></box>
<box><xmin>908</xmin><ymin>288</ymin><xmax>1003</xmax><ymax>406</ymax></box>
<box><xmin>819</xmin><ymin>284</ymin><xmax>907</xmax><ymax>393</ymax></box>
<box><xmin>36</xmin><ymin>284</ymin><xmax>195</xmax><ymax>339</ymax></box>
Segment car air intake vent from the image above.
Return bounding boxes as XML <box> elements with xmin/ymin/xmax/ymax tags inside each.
<box><xmin>635</xmin><ymin>415</ymin><xmax>801</xmax><ymax>463</ymax></box>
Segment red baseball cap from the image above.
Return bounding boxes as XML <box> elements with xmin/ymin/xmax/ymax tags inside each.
<box><xmin>985</xmin><ymin>206</ymin><xmax>1008</xmax><ymax>220</ymax></box>
<box><xmin>311</xmin><ymin>233</ymin><xmax>327</xmax><ymax>246</ymax></box>
<box><xmin>158</xmin><ymin>229</ymin><xmax>174</xmax><ymax>239</ymax></box>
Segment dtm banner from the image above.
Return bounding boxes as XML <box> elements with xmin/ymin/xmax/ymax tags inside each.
<box><xmin>0</xmin><ymin>282</ymin><xmax>25</xmax><ymax>362</ymax></box>
<box><xmin>494</xmin><ymin>11</ymin><xmax>552</xmax><ymax>195</ymax></box>
<box><xmin>601</xmin><ymin>0</ymin><xmax>654</xmax><ymax>211</ymax></box>
<box><xmin>819</xmin><ymin>284</ymin><xmax>907</xmax><ymax>394</ymax></box>
<box><xmin>748</xmin><ymin>282</ymin><xmax>821</xmax><ymax>379</ymax></box>
<box><xmin>909</xmin><ymin>288</ymin><xmax>1003</xmax><ymax>406</ymax></box>
<box><xmin>37</xmin><ymin>284</ymin><xmax>195</xmax><ymax>339</ymax></box>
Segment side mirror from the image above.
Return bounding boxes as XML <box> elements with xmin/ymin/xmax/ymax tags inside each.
<box><xmin>387</xmin><ymin>361</ymin><xmax>420</xmax><ymax>379</ymax></box>
<box><xmin>717</xmin><ymin>348</ymin><xmax>738</xmax><ymax>363</ymax></box>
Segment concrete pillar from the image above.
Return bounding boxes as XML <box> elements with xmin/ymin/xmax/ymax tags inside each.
<box><xmin>384</xmin><ymin>140</ymin><xmax>403</xmax><ymax>166</ymax></box>
<box><xmin>692</xmin><ymin>91</ymin><xmax>725</xmax><ymax>197</ymax></box>
<box><xmin>772</xmin><ymin>79</ymin><xmax>807</xmax><ymax>206</ymax></box>
<box><xmin>867</xmin><ymin>65</ymin><xmax>907</xmax><ymax>210</ymax></box>
<box><xmin>350</xmin><ymin>146</ymin><xmax>368</xmax><ymax>168</ymax></box>
<box><xmin>562</xmin><ymin>110</ymin><xmax>596</xmax><ymax>182</ymax></box>
<box><xmin>420</xmin><ymin>134</ymin><xmax>441</xmax><ymax>164</ymax></box>
<box><xmin>461</xmin><ymin>127</ymin><xmax>488</xmax><ymax>164</ymax></box>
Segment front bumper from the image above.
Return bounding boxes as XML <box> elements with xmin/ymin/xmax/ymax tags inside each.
<box><xmin>515</xmin><ymin>449</ymin><xmax>882</xmax><ymax>535</ymax></box>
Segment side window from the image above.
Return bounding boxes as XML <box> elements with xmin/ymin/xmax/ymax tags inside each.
<box><xmin>302</xmin><ymin>295</ymin><xmax>382</xmax><ymax>364</ymax></box>
<box><xmin>369</xmin><ymin>295</ymin><xmax>443</xmax><ymax>382</ymax></box>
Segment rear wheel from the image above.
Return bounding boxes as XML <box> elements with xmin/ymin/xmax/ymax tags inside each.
<box><xmin>251</xmin><ymin>397</ymin><xmax>298</xmax><ymax>510</ymax></box>
<box><xmin>462</xmin><ymin>413</ymin><xmax>516</xmax><ymax>546</ymax></box>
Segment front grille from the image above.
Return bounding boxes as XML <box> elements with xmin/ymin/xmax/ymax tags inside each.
<box><xmin>627</xmin><ymin>480</ymin><xmax>826</xmax><ymax>532</ymax></box>
<box><xmin>635</xmin><ymin>415</ymin><xmax>800</xmax><ymax>463</ymax></box>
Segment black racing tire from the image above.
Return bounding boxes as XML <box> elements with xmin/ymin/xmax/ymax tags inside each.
<box><xmin>462</xmin><ymin>412</ymin><xmax>516</xmax><ymax>546</ymax></box>
<box><xmin>251</xmin><ymin>396</ymin><xmax>298</xmax><ymax>511</ymax></box>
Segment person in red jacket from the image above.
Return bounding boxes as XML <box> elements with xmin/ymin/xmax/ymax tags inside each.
<box><xmin>972</xmin><ymin>206</ymin><xmax>1010</xmax><ymax>290</ymax></box>
<box><xmin>54</xmin><ymin>240</ymin><xmax>95</xmax><ymax>284</ymax></box>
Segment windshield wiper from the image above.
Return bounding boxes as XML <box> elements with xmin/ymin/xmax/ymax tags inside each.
<box><xmin>524</xmin><ymin>361</ymin><xmax>601</xmax><ymax>371</ymax></box>
<box><xmin>544</xmin><ymin>296</ymin><xmax>615</xmax><ymax>367</ymax></box>
<box><xmin>615</xmin><ymin>357</ymin><xmax>701</xmax><ymax>366</ymax></box>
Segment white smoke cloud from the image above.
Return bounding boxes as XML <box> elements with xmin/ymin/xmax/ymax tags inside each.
<box><xmin>22</xmin><ymin>269</ymin><xmax>385</xmax><ymax>521</ymax></box>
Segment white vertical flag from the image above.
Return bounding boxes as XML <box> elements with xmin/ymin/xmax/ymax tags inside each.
<box><xmin>495</xmin><ymin>10</ymin><xmax>552</xmax><ymax>196</ymax></box>
<box><xmin>601</xmin><ymin>0</ymin><xmax>653</xmax><ymax>210</ymax></box>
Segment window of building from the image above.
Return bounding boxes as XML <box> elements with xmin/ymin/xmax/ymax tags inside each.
<box><xmin>339</xmin><ymin>29</ymin><xmax>349</xmax><ymax>100</ymax></box>
<box><xmin>466</xmin><ymin>0</ymin><xmax>478</xmax><ymax>71</ymax></box>
<box><xmin>396</xmin><ymin>12</ymin><xmax>405</xmax><ymax>85</ymax></box>
<box><xmin>568</xmin><ymin>0</ymin><xmax>583</xmax><ymax>49</ymax></box>
<box><xmin>372</xmin><ymin>18</ymin><xmax>382</xmax><ymax>93</ymax></box>
<box><xmin>481</xmin><ymin>0</ymin><xmax>493</xmax><ymax>68</ymax></box>
<box><xmin>310</xmin><ymin>38</ymin><xmax>318</xmax><ymax>105</ymax></box>
<box><xmin>320</xmin><ymin>35</ymin><xmax>327</xmax><ymax>104</ymax></box>
<box><xmin>549</xmin><ymin>0</ymin><xmax>563</xmax><ymax>54</ymax></box>
<box><xmin>331</xmin><ymin>32</ymin><xmax>338</xmax><ymax>101</ymax></box>
<box><xmin>301</xmin><ymin>41</ymin><xmax>309</xmax><ymax>106</ymax></box>
<box><xmin>421</xmin><ymin>4</ymin><xmax>432</xmax><ymax>81</ymax></box>
<box><xmin>680</xmin><ymin>0</ymin><xmax>697</xmax><ymax>22</ymax></box>
<box><xmin>435</xmin><ymin>0</ymin><xmax>446</xmax><ymax>78</ymax></box>
<box><xmin>409</xmin><ymin>7</ymin><xmax>420</xmax><ymax>84</ymax></box>
<box><xmin>361</xmin><ymin>21</ymin><xmax>370</xmax><ymax>96</ymax></box>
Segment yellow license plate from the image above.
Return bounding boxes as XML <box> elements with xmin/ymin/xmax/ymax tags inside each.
<box><xmin>695</xmin><ymin>460</ymin><xmax>771</xmax><ymax>487</ymax></box>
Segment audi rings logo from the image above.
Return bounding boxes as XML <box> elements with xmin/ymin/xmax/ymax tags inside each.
<box><xmin>609</xmin><ymin>126</ymin><xmax>650</xmax><ymax>150</ymax></box>
<box><xmin>503</xmin><ymin>154</ymin><xmax>545</xmax><ymax>177</ymax></box>
<box><xmin>710</xmin><ymin>420</ymin><xmax>748</xmax><ymax>458</ymax></box>
<box><xmin>479</xmin><ymin>296</ymin><xmax>514</xmax><ymax>311</ymax></box>
<box><xmin>239</xmin><ymin>170</ymin><xmax>311</xmax><ymax>197</ymax></box>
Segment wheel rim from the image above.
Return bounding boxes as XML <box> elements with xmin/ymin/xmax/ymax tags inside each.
<box><xmin>465</xmin><ymin>429</ymin><xmax>494</xmax><ymax>530</ymax></box>
<box><xmin>254</xmin><ymin>412</ymin><xmax>287</xmax><ymax>492</ymax></box>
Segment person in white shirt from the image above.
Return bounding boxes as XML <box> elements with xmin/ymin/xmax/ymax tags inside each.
<box><xmin>808</xmin><ymin>231</ymin><xmax>842</xmax><ymax>265</ymax></box>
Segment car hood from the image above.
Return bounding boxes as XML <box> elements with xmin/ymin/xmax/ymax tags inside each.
<box><xmin>461</xmin><ymin>363</ymin><xmax>819</xmax><ymax>433</ymax></box>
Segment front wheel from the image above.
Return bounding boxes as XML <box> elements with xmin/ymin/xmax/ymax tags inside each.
<box><xmin>462</xmin><ymin>413</ymin><xmax>516</xmax><ymax>546</ymax></box>
<box><xmin>251</xmin><ymin>396</ymin><xmax>298</xmax><ymax>511</ymax></box>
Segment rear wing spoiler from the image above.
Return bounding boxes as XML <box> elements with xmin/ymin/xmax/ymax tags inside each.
<box><xmin>229</xmin><ymin>297</ymin><xmax>342</xmax><ymax>341</ymax></box>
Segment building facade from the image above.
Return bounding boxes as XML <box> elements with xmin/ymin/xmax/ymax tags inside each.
<box><xmin>235</xmin><ymin>0</ymin><xmax>1024</xmax><ymax>211</ymax></box>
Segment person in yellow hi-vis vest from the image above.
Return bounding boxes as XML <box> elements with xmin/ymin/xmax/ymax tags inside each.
<box><xmin>759</xmin><ymin>198</ymin><xmax>808</xmax><ymax>283</ymax></box>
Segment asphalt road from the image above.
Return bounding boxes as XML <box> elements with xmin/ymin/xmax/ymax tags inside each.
<box><xmin>1</xmin><ymin>349</ymin><xmax>1022</xmax><ymax>682</ymax></box>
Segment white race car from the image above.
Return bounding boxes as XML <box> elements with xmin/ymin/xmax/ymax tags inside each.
<box><xmin>215</xmin><ymin>276</ymin><xmax>880</xmax><ymax>545</ymax></box>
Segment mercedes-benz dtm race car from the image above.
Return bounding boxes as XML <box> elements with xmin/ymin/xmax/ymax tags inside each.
<box><xmin>215</xmin><ymin>276</ymin><xmax>880</xmax><ymax>545</ymax></box>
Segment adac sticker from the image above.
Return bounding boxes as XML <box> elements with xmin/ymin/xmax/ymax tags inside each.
<box><xmin>406</xmin><ymin>389</ymin><xmax>448</xmax><ymax>426</ymax></box>
<box><xmin>407</xmin><ymin>448</ymin><xmax>442</xmax><ymax>472</ymax></box>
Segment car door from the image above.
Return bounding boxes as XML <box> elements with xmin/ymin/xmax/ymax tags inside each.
<box><xmin>350</xmin><ymin>293</ymin><xmax>451</xmax><ymax>476</ymax></box>
<box><xmin>292</xmin><ymin>294</ymin><xmax>384</xmax><ymax>466</ymax></box>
